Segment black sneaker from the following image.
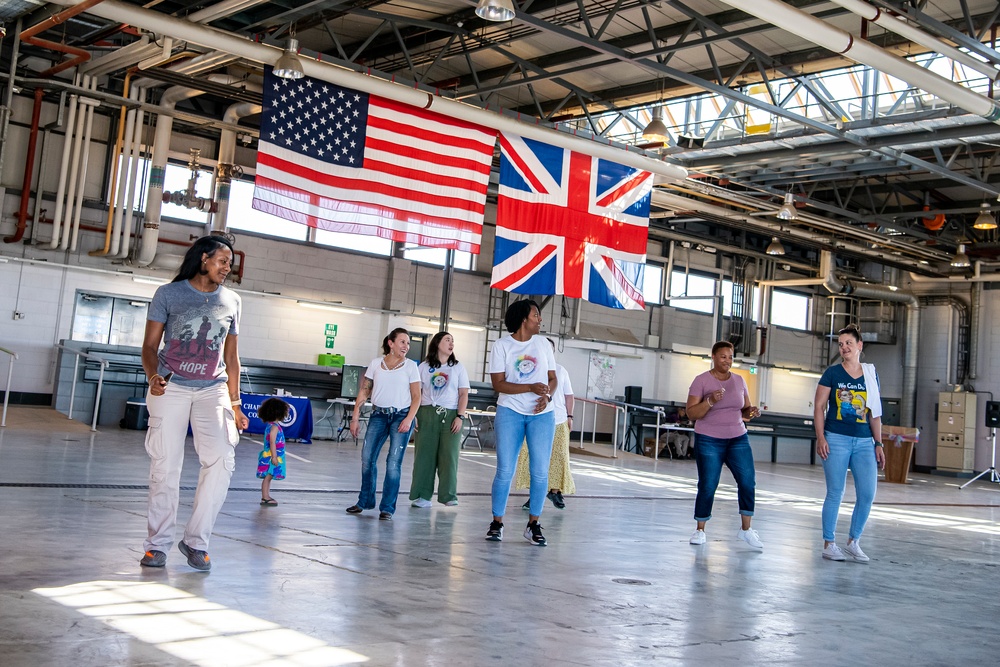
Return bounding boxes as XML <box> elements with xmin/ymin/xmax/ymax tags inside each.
<box><xmin>547</xmin><ymin>490</ymin><xmax>566</xmax><ymax>509</ymax></box>
<box><xmin>346</xmin><ymin>505</ymin><xmax>363</xmax><ymax>514</ymax></box>
<box><xmin>485</xmin><ymin>520</ymin><xmax>504</xmax><ymax>541</ymax></box>
<box><xmin>523</xmin><ymin>521</ymin><xmax>547</xmax><ymax>546</ymax></box>
<box><xmin>139</xmin><ymin>550</ymin><xmax>166</xmax><ymax>567</ymax></box>
<box><xmin>521</xmin><ymin>500</ymin><xmax>530</xmax><ymax>511</ymax></box>
<box><xmin>177</xmin><ymin>540</ymin><xmax>211</xmax><ymax>571</ymax></box>
<box><xmin>379</xmin><ymin>512</ymin><xmax>392</xmax><ymax>521</ymax></box>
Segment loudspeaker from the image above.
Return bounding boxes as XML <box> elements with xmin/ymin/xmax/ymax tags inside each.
<box><xmin>986</xmin><ymin>401</ymin><xmax>1000</xmax><ymax>428</ymax></box>
<box><xmin>625</xmin><ymin>385</ymin><xmax>643</xmax><ymax>406</ymax></box>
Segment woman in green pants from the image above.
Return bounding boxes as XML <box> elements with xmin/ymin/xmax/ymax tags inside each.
<box><xmin>409</xmin><ymin>331</ymin><xmax>471</xmax><ymax>507</ymax></box>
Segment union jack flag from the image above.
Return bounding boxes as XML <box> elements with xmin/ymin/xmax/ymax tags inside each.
<box><xmin>491</xmin><ymin>133</ymin><xmax>653</xmax><ymax>310</ymax></box>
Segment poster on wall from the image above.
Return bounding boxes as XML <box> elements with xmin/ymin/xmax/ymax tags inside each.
<box><xmin>587</xmin><ymin>352</ymin><xmax>616</xmax><ymax>400</ymax></box>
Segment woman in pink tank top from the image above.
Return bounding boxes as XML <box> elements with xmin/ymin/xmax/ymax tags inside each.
<box><xmin>685</xmin><ymin>341</ymin><xmax>764</xmax><ymax>550</ymax></box>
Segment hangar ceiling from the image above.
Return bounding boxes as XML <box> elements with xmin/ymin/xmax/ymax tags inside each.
<box><xmin>3</xmin><ymin>0</ymin><xmax>1000</xmax><ymax>275</ymax></box>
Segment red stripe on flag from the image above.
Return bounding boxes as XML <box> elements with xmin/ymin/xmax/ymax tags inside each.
<box><xmin>254</xmin><ymin>174</ymin><xmax>483</xmax><ymax>236</ymax></box>
<box><xmin>499</xmin><ymin>134</ymin><xmax>550</xmax><ymax>195</ymax></box>
<box><xmin>602</xmin><ymin>255</ymin><xmax>645</xmax><ymax>309</ymax></box>
<box><xmin>365</xmin><ymin>136</ymin><xmax>492</xmax><ymax>176</ymax></box>
<box><xmin>257</xmin><ymin>152</ymin><xmax>486</xmax><ymax>217</ymax></box>
<box><xmin>367</xmin><ymin>115</ymin><xmax>496</xmax><ymax>160</ymax></box>
<box><xmin>496</xmin><ymin>198</ymin><xmax>646</xmax><ymax>252</ymax></box>
<box><xmin>372</xmin><ymin>96</ymin><xmax>496</xmax><ymax>136</ymax></box>
<box><xmin>492</xmin><ymin>244</ymin><xmax>558</xmax><ymax>292</ymax></box>
<box><xmin>595</xmin><ymin>170</ymin><xmax>651</xmax><ymax>208</ymax></box>
<box><xmin>253</xmin><ymin>188</ymin><xmax>481</xmax><ymax>254</ymax></box>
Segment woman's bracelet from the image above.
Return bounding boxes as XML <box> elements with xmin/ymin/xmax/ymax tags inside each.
<box><xmin>148</xmin><ymin>374</ymin><xmax>162</xmax><ymax>384</ymax></box>
<box><xmin>706</xmin><ymin>398</ymin><xmax>714</xmax><ymax>408</ymax></box>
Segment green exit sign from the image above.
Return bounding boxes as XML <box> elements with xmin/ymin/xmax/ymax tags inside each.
<box><xmin>749</xmin><ymin>367</ymin><xmax>758</xmax><ymax>375</ymax></box>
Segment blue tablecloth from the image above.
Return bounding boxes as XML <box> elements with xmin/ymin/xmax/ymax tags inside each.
<box><xmin>240</xmin><ymin>393</ymin><xmax>313</xmax><ymax>443</ymax></box>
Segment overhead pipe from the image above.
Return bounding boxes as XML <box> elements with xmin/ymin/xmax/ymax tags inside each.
<box><xmin>108</xmin><ymin>86</ymin><xmax>141</xmax><ymax>256</ymax></box>
<box><xmin>4</xmin><ymin>88</ymin><xmax>44</xmax><ymax>243</ymax></box>
<box><xmin>20</xmin><ymin>0</ymin><xmax>108</xmax><ymax>78</ymax></box>
<box><xmin>0</xmin><ymin>19</ymin><xmax>23</xmax><ymax>201</ymax></box>
<box><xmin>652</xmin><ymin>190</ymin><xmax>946</xmax><ymax>270</ymax></box>
<box><xmin>59</xmin><ymin>79</ymin><xmax>91</xmax><ymax>249</ymax></box>
<box><xmin>714</xmin><ymin>0</ymin><xmax>1000</xmax><ymax>123</ymax></box>
<box><xmin>907</xmin><ymin>261</ymin><xmax>1000</xmax><ymax>282</ymax></box>
<box><xmin>117</xmin><ymin>86</ymin><xmax>146</xmax><ymax>259</ymax></box>
<box><xmin>827</xmin><ymin>0</ymin><xmax>1000</xmax><ymax>83</ymax></box>
<box><xmin>211</xmin><ymin>101</ymin><xmax>261</xmax><ymax>234</ymax></box>
<box><xmin>137</xmin><ymin>75</ymin><xmax>258</xmax><ymax>266</ymax></box>
<box><xmin>45</xmin><ymin>0</ymin><xmax>688</xmax><ymax>183</ymax></box>
<box><xmin>48</xmin><ymin>82</ymin><xmax>79</xmax><ymax>248</ymax></box>
<box><xmin>68</xmin><ymin>76</ymin><xmax>100</xmax><ymax>252</ymax></box>
<box><xmin>91</xmin><ymin>70</ymin><xmax>133</xmax><ymax>256</ymax></box>
<box><xmin>80</xmin><ymin>33</ymin><xmax>155</xmax><ymax>77</ymax></box>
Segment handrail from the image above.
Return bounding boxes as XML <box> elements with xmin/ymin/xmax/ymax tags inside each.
<box><xmin>55</xmin><ymin>344</ymin><xmax>109</xmax><ymax>431</ymax></box>
<box><xmin>575</xmin><ymin>396</ymin><xmax>626</xmax><ymax>458</ymax></box>
<box><xmin>0</xmin><ymin>346</ymin><xmax>17</xmax><ymax>428</ymax></box>
<box><xmin>617</xmin><ymin>401</ymin><xmax>666</xmax><ymax>458</ymax></box>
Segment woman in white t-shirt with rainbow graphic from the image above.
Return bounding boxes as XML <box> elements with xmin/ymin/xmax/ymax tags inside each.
<box><xmin>409</xmin><ymin>331</ymin><xmax>471</xmax><ymax>508</ymax></box>
<box><xmin>485</xmin><ymin>299</ymin><xmax>557</xmax><ymax>547</ymax></box>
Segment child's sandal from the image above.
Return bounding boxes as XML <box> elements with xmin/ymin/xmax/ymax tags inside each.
<box><xmin>260</xmin><ymin>497</ymin><xmax>278</xmax><ymax>506</ymax></box>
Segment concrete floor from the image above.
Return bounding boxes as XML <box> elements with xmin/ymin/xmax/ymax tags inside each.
<box><xmin>1</xmin><ymin>406</ymin><xmax>998</xmax><ymax>666</ymax></box>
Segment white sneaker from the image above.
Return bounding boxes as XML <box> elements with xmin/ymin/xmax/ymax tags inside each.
<box><xmin>843</xmin><ymin>540</ymin><xmax>870</xmax><ymax>563</ymax></box>
<box><xmin>737</xmin><ymin>528</ymin><xmax>763</xmax><ymax>549</ymax></box>
<box><xmin>443</xmin><ymin>500</ymin><xmax>459</xmax><ymax>506</ymax></box>
<box><xmin>410</xmin><ymin>498</ymin><xmax>433</xmax><ymax>508</ymax></box>
<box><xmin>822</xmin><ymin>543</ymin><xmax>847</xmax><ymax>561</ymax></box>
<box><xmin>689</xmin><ymin>529</ymin><xmax>707</xmax><ymax>545</ymax></box>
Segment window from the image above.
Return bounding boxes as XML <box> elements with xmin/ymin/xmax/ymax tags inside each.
<box><xmin>115</xmin><ymin>156</ymin><xmax>213</xmax><ymax>225</ymax></box>
<box><xmin>315</xmin><ymin>229</ymin><xmax>393</xmax><ymax>255</ymax></box>
<box><xmin>643</xmin><ymin>264</ymin><xmax>664</xmax><ymax>305</ymax></box>
<box><xmin>721</xmin><ymin>280</ymin><xmax>760</xmax><ymax>320</ymax></box>
<box><xmin>668</xmin><ymin>270</ymin><xmax>717</xmax><ymax>314</ymax></box>
<box><xmin>401</xmin><ymin>244</ymin><xmax>473</xmax><ymax>270</ymax></box>
<box><xmin>770</xmin><ymin>290</ymin><xmax>810</xmax><ymax>330</ymax></box>
<box><xmin>228</xmin><ymin>180</ymin><xmax>309</xmax><ymax>240</ymax></box>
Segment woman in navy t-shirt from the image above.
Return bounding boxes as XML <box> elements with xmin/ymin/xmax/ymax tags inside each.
<box><xmin>814</xmin><ymin>324</ymin><xmax>885</xmax><ymax>564</ymax></box>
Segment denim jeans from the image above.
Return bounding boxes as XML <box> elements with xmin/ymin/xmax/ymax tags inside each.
<box><xmin>821</xmin><ymin>431</ymin><xmax>878</xmax><ymax>542</ymax></box>
<box><xmin>357</xmin><ymin>408</ymin><xmax>414</xmax><ymax>515</ymax></box>
<box><xmin>693</xmin><ymin>432</ymin><xmax>756</xmax><ymax>522</ymax></box>
<box><xmin>491</xmin><ymin>406</ymin><xmax>555</xmax><ymax>517</ymax></box>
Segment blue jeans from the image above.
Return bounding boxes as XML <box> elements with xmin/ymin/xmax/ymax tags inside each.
<box><xmin>821</xmin><ymin>431</ymin><xmax>878</xmax><ymax>542</ymax></box>
<box><xmin>693</xmin><ymin>433</ymin><xmax>756</xmax><ymax>521</ymax></box>
<box><xmin>357</xmin><ymin>408</ymin><xmax>414</xmax><ymax>515</ymax></box>
<box><xmin>492</xmin><ymin>406</ymin><xmax>555</xmax><ymax>517</ymax></box>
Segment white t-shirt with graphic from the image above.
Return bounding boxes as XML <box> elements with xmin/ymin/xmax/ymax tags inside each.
<box><xmin>418</xmin><ymin>360</ymin><xmax>471</xmax><ymax>410</ymax></box>
<box><xmin>488</xmin><ymin>335</ymin><xmax>556</xmax><ymax>415</ymax></box>
<box><xmin>364</xmin><ymin>358</ymin><xmax>421</xmax><ymax>410</ymax></box>
<box><xmin>552</xmin><ymin>364</ymin><xmax>573</xmax><ymax>424</ymax></box>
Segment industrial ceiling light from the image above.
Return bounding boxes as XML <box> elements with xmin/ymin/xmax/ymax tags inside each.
<box><xmin>950</xmin><ymin>244</ymin><xmax>971</xmax><ymax>268</ymax></box>
<box><xmin>765</xmin><ymin>237</ymin><xmax>785</xmax><ymax>255</ymax></box>
<box><xmin>273</xmin><ymin>38</ymin><xmax>304</xmax><ymax>79</ymax></box>
<box><xmin>642</xmin><ymin>107</ymin><xmax>670</xmax><ymax>143</ymax></box>
<box><xmin>973</xmin><ymin>202</ymin><xmax>997</xmax><ymax>230</ymax></box>
<box><xmin>776</xmin><ymin>192</ymin><xmax>798</xmax><ymax>221</ymax></box>
<box><xmin>476</xmin><ymin>0</ymin><xmax>516</xmax><ymax>22</ymax></box>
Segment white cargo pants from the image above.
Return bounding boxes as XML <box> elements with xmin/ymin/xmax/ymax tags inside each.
<box><xmin>143</xmin><ymin>382</ymin><xmax>239</xmax><ymax>553</ymax></box>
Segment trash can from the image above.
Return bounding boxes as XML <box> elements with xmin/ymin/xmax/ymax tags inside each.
<box><xmin>881</xmin><ymin>426</ymin><xmax>919</xmax><ymax>483</ymax></box>
<box><xmin>121</xmin><ymin>400</ymin><xmax>149</xmax><ymax>430</ymax></box>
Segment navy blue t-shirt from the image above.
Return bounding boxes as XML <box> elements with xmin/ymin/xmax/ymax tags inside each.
<box><xmin>818</xmin><ymin>364</ymin><xmax>873</xmax><ymax>438</ymax></box>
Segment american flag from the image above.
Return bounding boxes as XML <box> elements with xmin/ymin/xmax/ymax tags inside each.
<box><xmin>252</xmin><ymin>69</ymin><xmax>497</xmax><ymax>253</ymax></box>
<box><xmin>491</xmin><ymin>133</ymin><xmax>652</xmax><ymax>310</ymax></box>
